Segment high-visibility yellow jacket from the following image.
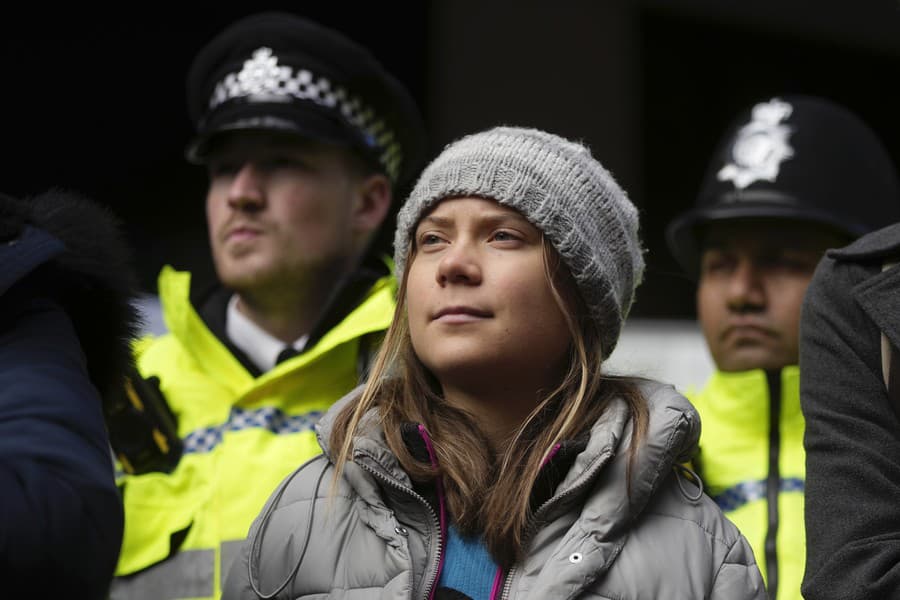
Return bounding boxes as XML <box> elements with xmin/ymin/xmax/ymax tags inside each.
<box><xmin>687</xmin><ymin>367</ymin><xmax>805</xmax><ymax>600</ymax></box>
<box><xmin>111</xmin><ymin>266</ymin><xmax>395</xmax><ymax>600</ymax></box>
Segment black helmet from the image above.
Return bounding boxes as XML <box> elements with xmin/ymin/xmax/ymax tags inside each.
<box><xmin>666</xmin><ymin>94</ymin><xmax>900</xmax><ymax>276</ymax></box>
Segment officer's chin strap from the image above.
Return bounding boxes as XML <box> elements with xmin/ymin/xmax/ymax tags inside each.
<box><xmin>248</xmin><ymin>455</ymin><xmax>329</xmax><ymax>599</ymax></box>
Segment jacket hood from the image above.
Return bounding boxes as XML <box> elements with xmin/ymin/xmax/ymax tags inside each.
<box><xmin>4</xmin><ymin>190</ymin><xmax>141</xmax><ymax>403</ymax></box>
<box><xmin>315</xmin><ymin>378</ymin><xmax>701</xmax><ymax>516</ymax></box>
<box><xmin>1</xmin><ymin>193</ymin><xmax>65</xmax><ymax>296</ymax></box>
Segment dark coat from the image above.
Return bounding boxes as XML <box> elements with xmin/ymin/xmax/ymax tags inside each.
<box><xmin>800</xmin><ymin>222</ymin><xmax>900</xmax><ymax>600</ymax></box>
<box><xmin>0</xmin><ymin>192</ymin><xmax>138</xmax><ymax>598</ymax></box>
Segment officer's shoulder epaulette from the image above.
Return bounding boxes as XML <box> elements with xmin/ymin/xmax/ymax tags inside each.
<box><xmin>827</xmin><ymin>222</ymin><xmax>900</xmax><ymax>263</ymax></box>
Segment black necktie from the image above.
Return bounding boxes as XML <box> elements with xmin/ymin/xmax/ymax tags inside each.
<box><xmin>276</xmin><ymin>346</ymin><xmax>300</xmax><ymax>365</ymax></box>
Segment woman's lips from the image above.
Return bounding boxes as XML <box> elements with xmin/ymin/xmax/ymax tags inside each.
<box><xmin>432</xmin><ymin>306</ymin><xmax>492</xmax><ymax>323</ymax></box>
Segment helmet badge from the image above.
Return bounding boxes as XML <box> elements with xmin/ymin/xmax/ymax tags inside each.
<box><xmin>717</xmin><ymin>98</ymin><xmax>795</xmax><ymax>191</ymax></box>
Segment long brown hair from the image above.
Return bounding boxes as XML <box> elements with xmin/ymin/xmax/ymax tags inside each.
<box><xmin>330</xmin><ymin>235</ymin><xmax>649</xmax><ymax>566</ymax></box>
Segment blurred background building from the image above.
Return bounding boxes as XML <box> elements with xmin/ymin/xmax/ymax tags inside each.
<box><xmin>2</xmin><ymin>0</ymin><xmax>898</xmax><ymax>390</ymax></box>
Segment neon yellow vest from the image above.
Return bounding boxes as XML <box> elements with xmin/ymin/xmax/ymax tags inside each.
<box><xmin>112</xmin><ymin>266</ymin><xmax>395</xmax><ymax>600</ymax></box>
<box><xmin>688</xmin><ymin>367</ymin><xmax>805</xmax><ymax>600</ymax></box>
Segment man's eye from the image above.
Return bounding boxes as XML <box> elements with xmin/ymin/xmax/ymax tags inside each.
<box><xmin>209</xmin><ymin>163</ymin><xmax>239</xmax><ymax>177</ymax></box>
<box><xmin>767</xmin><ymin>255</ymin><xmax>817</xmax><ymax>272</ymax></box>
<box><xmin>701</xmin><ymin>255</ymin><xmax>732</xmax><ymax>274</ymax></box>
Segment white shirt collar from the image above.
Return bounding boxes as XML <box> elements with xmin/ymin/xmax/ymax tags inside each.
<box><xmin>226</xmin><ymin>295</ymin><xmax>308</xmax><ymax>372</ymax></box>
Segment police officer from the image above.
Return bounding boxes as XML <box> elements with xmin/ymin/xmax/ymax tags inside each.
<box><xmin>666</xmin><ymin>95</ymin><xmax>900</xmax><ymax>600</ymax></box>
<box><xmin>110</xmin><ymin>12</ymin><xmax>426</xmax><ymax>600</ymax></box>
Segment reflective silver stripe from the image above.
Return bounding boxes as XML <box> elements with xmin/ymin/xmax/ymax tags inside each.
<box><xmin>110</xmin><ymin>549</ymin><xmax>214</xmax><ymax>600</ymax></box>
<box><xmin>220</xmin><ymin>540</ymin><xmax>245</xmax><ymax>589</ymax></box>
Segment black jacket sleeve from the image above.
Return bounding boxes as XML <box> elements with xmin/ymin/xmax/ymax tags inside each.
<box><xmin>0</xmin><ymin>291</ymin><xmax>124</xmax><ymax>599</ymax></box>
<box><xmin>800</xmin><ymin>253</ymin><xmax>900</xmax><ymax>600</ymax></box>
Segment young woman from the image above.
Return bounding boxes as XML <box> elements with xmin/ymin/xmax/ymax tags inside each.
<box><xmin>224</xmin><ymin>127</ymin><xmax>765</xmax><ymax>599</ymax></box>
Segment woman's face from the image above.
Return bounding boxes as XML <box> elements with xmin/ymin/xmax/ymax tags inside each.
<box><xmin>406</xmin><ymin>197</ymin><xmax>571</xmax><ymax>394</ymax></box>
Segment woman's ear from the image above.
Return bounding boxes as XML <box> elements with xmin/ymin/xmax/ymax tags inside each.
<box><xmin>352</xmin><ymin>173</ymin><xmax>392</xmax><ymax>237</ymax></box>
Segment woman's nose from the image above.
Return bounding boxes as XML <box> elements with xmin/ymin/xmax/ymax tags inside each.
<box><xmin>436</xmin><ymin>243</ymin><xmax>482</xmax><ymax>286</ymax></box>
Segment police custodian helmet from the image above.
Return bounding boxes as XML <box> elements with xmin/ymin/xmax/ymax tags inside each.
<box><xmin>184</xmin><ymin>11</ymin><xmax>427</xmax><ymax>189</ymax></box>
<box><xmin>666</xmin><ymin>94</ymin><xmax>900</xmax><ymax>276</ymax></box>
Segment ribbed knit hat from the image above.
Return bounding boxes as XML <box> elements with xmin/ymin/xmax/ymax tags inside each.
<box><xmin>394</xmin><ymin>126</ymin><xmax>644</xmax><ymax>359</ymax></box>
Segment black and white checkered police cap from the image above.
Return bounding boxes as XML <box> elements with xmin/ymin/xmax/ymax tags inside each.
<box><xmin>185</xmin><ymin>12</ymin><xmax>427</xmax><ymax>186</ymax></box>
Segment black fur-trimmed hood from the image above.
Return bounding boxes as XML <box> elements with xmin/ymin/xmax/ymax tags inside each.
<box><xmin>3</xmin><ymin>190</ymin><xmax>142</xmax><ymax>402</ymax></box>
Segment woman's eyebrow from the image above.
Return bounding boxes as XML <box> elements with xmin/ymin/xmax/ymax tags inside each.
<box><xmin>418</xmin><ymin>215</ymin><xmax>453</xmax><ymax>228</ymax></box>
<box><xmin>417</xmin><ymin>211</ymin><xmax>531</xmax><ymax>231</ymax></box>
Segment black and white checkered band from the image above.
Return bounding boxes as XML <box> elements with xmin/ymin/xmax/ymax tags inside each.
<box><xmin>209</xmin><ymin>47</ymin><xmax>402</xmax><ymax>181</ymax></box>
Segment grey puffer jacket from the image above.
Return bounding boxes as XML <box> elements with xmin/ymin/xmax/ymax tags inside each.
<box><xmin>224</xmin><ymin>380</ymin><xmax>764</xmax><ymax>599</ymax></box>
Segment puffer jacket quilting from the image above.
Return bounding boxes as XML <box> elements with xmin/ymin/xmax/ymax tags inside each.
<box><xmin>225</xmin><ymin>380</ymin><xmax>765</xmax><ymax>599</ymax></box>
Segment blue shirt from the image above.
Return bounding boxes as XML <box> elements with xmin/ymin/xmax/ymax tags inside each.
<box><xmin>437</xmin><ymin>525</ymin><xmax>499</xmax><ymax>599</ymax></box>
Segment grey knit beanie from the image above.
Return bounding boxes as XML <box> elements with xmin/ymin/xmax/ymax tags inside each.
<box><xmin>394</xmin><ymin>126</ymin><xmax>644</xmax><ymax>359</ymax></box>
